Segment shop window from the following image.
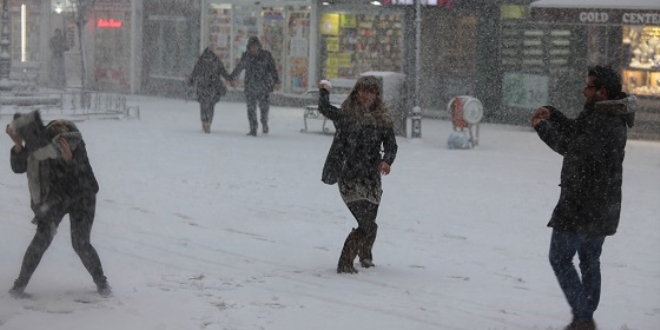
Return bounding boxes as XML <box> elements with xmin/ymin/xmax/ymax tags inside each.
<box><xmin>145</xmin><ymin>15</ymin><xmax>198</xmax><ymax>80</ymax></box>
<box><xmin>320</xmin><ymin>12</ymin><xmax>403</xmax><ymax>80</ymax></box>
<box><xmin>8</xmin><ymin>3</ymin><xmax>40</xmax><ymax>62</ymax></box>
<box><xmin>622</xmin><ymin>25</ymin><xmax>660</xmax><ymax>97</ymax></box>
<box><xmin>205</xmin><ymin>4</ymin><xmax>311</xmax><ymax>94</ymax></box>
<box><xmin>94</xmin><ymin>12</ymin><xmax>132</xmax><ymax>90</ymax></box>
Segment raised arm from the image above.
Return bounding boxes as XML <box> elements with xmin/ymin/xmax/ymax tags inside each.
<box><xmin>318</xmin><ymin>88</ymin><xmax>343</xmax><ymax>121</ymax></box>
<box><xmin>534</xmin><ymin>106</ymin><xmax>577</xmax><ymax>156</ymax></box>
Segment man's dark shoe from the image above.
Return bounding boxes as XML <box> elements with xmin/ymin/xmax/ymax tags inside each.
<box><xmin>246</xmin><ymin>130</ymin><xmax>257</xmax><ymax>136</ymax></box>
<box><xmin>564</xmin><ymin>319</ymin><xmax>597</xmax><ymax>330</ymax></box>
<box><xmin>262</xmin><ymin>124</ymin><xmax>269</xmax><ymax>134</ymax></box>
<box><xmin>9</xmin><ymin>284</ymin><xmax>27</xmax><ymax>299</ymax></box>
<box><xmin>359</xmin><ymin>258</ymin><xmax>375</xmax><ymax>268</ymax></box>
<box><xmin>97</xmin><ymin>282</ymin><xmax>113</xmax><ymax>298</ymax></box>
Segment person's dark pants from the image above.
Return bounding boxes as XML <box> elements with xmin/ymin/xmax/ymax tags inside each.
<box><xmin>200</xmin><ymin>99</ymin><xmax>215</xmax><ymax>123</ymax></box>
<box><xmin>549</xmin><ymin>229</ymin><xmax>606</xmax><ymax>321</ymax></box>
<box><xmin>338</xmin><ymin>200</ymin><xmax>379</xmax><ymax>268</ymax></box>
<box><xmin>246</xmin><ymin>93</ymin><xmax>270</xmax><ymax>133</ymax></box>
<box><xmin>14</xmin><ymin>195</ymin><xmax>107</xmax><ymax>289</ymax></box>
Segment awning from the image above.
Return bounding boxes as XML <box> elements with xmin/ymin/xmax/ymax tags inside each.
<box><xmin>530</xmin><ymin>0</ymin><xmax>660</xmax><ymax>25</ymax></box>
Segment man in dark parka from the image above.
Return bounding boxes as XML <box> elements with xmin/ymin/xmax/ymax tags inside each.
<box><xmin>230</xmin><ymin>37</ymin><xmax>280</xmax><ymax>136</ymax></box>
<box><xmin>531</xmin><ymin>65</ymin><xmax>635</xmax><ymax>330</ymax></box>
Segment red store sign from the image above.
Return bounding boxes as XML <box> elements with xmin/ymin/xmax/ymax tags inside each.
<box><xmin>97</xmin><ymin>18</ymin><xmax>123</xmax><ymax>28</ymax></box>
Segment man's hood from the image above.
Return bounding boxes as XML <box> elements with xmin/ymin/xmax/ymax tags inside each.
<box><xmin>594</xmin><ymin>94</ymin><xmax>636</xmax><ymax>128</ymax></box>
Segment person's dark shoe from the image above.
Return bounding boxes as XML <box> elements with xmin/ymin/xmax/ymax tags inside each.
<box><xmin>564</xmin><ymin>319</ymin><xmax>597</xmax><ymax>330</ymax></box>
<box><xmin>337</xmin><ymin>262</ymin><xmax>358</xmax><ymax>274</ymax></box>
<box><xmin>9</xmin><ymin>284</ymin><xmax>27</xmax><ymax>299</ymax></box>
<box><xmin>262</xmin><ymin>124</ymin><xmax>269</xmax><ymax>134</ymax></box>
<box><xmin>97</xmin><ymin>282</ymin><xmax>113</xmax><ymax>298</ymax></box>
<box><xmin>247</xmin><ymin>130</ymin><xmax>257</xmax><ymax>136</ymax></box>
<box><xmin>359</xmin><ymin>258</ymin><xmax>375</xmax><ymax>268</ymax></box>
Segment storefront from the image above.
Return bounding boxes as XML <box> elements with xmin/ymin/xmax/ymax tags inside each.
<box><xmin>142</xmin><ymin>0</ymin><xmax>201</xmax><ymax>96</ymax></box>
<box><xmin>530</xmin><ymin>0</ymin><xmax>660</xmax><ymax>138</ymax></box>
<box><xmin>203</xmin><ymin>0</ymin><xmax>314</xmax><ymax>95</ymax></box>
<box><xmin>89</xmin><ymin>0</ymin><xmax>134</xmax><ymax>92</ymax></box>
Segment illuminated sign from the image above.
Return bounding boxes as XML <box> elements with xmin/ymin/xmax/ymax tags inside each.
<box><xmin>382</xmin><ymin>0</ymin><xmax>454</xmax><ymax>8</ymax></box>
<box><xmin>97</xmin><ymin>18</ymin><xmax>123</xmax><ymax>28</ymax></box>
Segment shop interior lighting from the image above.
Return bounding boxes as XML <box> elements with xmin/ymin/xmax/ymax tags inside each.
<box><xmin>21</xmin><ymin>4</ymin><xmax>26</xmax><ymax>62</ymax></box>
<box><xmin>371</xmin><ymin>1</ymin><xmax>382</xmax><ymax>5</ymax></box>
<box><xmin>322</xmin><ymin>1</ymin><xmax>331</xmax><ymax>5</ymax></box>
<box><xmin>54</xmin><ymin>0</ymin><xmax>63</xmax><ymax>13</ymax></box>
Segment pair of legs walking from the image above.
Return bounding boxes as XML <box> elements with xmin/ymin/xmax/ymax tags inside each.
<box><xmin>10</xmin><ymin>195</ymin><xmax>110</xmax><ymax>298</ymax></box>
<box><xmin>200</xmin><ymin>100</ymin><xmax>215</xmax><ymax>133</ymax></box>
<box><xmin>337</xmin><ymin>200</ymin><xmax>379</xmax><ymax>274</ymax></box>
<box><xmin>246</xmin><ymin>93</ymin><xmax>270</xmax><ymax>136</ymax></box>
<box><xmin>549</xmin><ymin>229</ymin><xmax>605</xmax><ymax>329</ymax></box>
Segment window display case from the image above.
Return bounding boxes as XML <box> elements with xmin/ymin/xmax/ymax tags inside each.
<box><xmin>205</xmin><ymin>3</ymin><xmax>311</xmax><ymax>94</ymax></box>
<box><xmin>321</xmin><ymin>12</ymin><xmax>403</xmax><ymax>80</ymax></box>
<box><xmin>622</xmin><ymin>25</ymin><xmax>660</xmax><ymax>97</ymax></box>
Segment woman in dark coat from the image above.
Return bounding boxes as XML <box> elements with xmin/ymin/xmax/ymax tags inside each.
<box><xmin>190</xmin><ymin>47</ymin><xmax>231</xmax><ymax>133</ymax></box>
<box><xmin>317</xmin><ymin>76</ymin><xmax>398</xmax><ymax>274</ymax></box>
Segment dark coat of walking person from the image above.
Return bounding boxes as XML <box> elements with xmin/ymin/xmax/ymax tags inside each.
<box><xmin>49</xmin><ymin>28</ymin><xmax>68</xmax><ymax>88</ymax></box>
<box><xmin>531</xmin><ymin>65</ymin><xmax>635</xmax><ymax>330</ymax></box>
<box><xmin>6</xmin><ymin>111</ymin><xmax>111</xmax><ymax>298</ymax></box>
<box><xmin>317</xmin><ymin>76</ymin><xmax>398</xmax><ymax>274</ymax></box>
<box><xmin>229</xmin><ymin>37</ymin><xmax>280</xmax><ymax>136</ymax></box>
<box><xmin>190</xmin><ymin>47</ymin><xmax>232</xmax><ymax>134</ymax></box>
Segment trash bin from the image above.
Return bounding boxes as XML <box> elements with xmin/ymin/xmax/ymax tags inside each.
<box><xmin>447</xmin><ymin>95</ymin><xmax>483</xmax><ymax>148</ymax></box>
<box><xmin>360</xmin><ymin>71</ymin><xmax>408</xmax><ymax>137</ymax></box>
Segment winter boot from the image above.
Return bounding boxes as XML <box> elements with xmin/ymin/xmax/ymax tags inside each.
<box><xmin>96</xmin><ymin>281</ymin><xmax>113</xmax><ymax>298</ymax></box>
<box><xmin>564</xmin><ymin>319</ymin><xmax>597</xmax><ymax>330</ymax></box>
<box><xmin>8</xmin><ymin>283</ymin><xmax>27</xmax><ymax>299</ymax></box>
<box><xmin>262</xmin><ymin>123</ymin><xmax>269</xmax><ymax>134</ymax></box>
<box><xmin>337</xmin><ymin>229</ymin><xmax>361</xmax><ymax>274</ymax></box>
<box><xmin>202</xmin><ymin>122</ymin><xmax>211</xmax><ymax>134</ymax></box>
<box><xmin>246</xmin><ymin>129</ymin><xmax>257</xmax><ymax>136</ymax></box>
<box><xmin>358</xmin><ymin>230</ymin><xmax>377</xmax><ymax>268</ymax></box>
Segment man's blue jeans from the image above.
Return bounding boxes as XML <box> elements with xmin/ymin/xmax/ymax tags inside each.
<box><xmin>549</xmin><ymin>229</ymin><xmax>606</xmax><ymax>321</ymax></box>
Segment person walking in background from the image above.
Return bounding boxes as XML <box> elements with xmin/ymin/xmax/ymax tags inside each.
<box><xmin>49</xmin><ymin>28</ymin><xmax>68</xmax><ymax>88</ymax></box>
<box><xmin>531</xmin><ymin>65</ymin><xmax>635</xmax><ymax>330</ymax></box>
<box><xmin>6</xmin><ymin>111</ymin><xmax>111</xmax><ymax>298</ymax></box>
<box><xmin>229</xmin><ymin>37</ymin><xmax>280</xmax><ymax>136</ymax></box>
<box><xmin>189</xmin><ymin>47</ymin><xmax>232</xmax><ymax>134</ymax></box>
<box><xmin>317</xmin><ymin>77</ymin><xmax>398</xmax><ymax>274</ymax></box>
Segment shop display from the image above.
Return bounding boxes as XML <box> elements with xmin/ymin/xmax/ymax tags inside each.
<box><xmin>622</xmin><ymin>26</ymin><xmax>660</xmax><ymax>97</ymax></box>
<box><xmin>321</xmin><ymin>13</ymin><xmax>403</xmax><ymax>79</ymax></box>
<box><xmin>287</xmin><ymin>9</ymin><xmax>311</xmax><ymax>93</ymax></box>
<box><xmin>207</xmin><ymin>4</ymin><xmax>232</xmax><ymax>66</ymax></box>
<box><xmin>500</xmin><ymin>20</ymin><xmax>572</xmax><ymax>75</ymax></box>
<box><xmin>205</xmin><ymin>4</ymin><xmax>311</xmax><ymax>94</ymax></box>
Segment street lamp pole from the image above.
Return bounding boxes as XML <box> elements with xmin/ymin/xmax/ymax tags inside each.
<box><xmin>410</xmin><ymin>0</ymin><xmax>422</xmax><ymax>138</ymax></box>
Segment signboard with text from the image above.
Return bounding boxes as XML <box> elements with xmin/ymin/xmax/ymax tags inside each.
<box><xmin>531</xmin><ymin>7</ymin><xmax>660</xmax><ymax>25</ymax></box>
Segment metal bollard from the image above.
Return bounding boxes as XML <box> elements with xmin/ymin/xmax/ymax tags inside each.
<box><xmin>411</xmin><ymin>106</ymin><xmax>422</xmax><ymax>138</ymax></box>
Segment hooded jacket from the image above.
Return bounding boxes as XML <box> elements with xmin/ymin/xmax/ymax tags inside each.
<box><xmin>190</xmin><ymin>47</ymin><xmax>231</xmax><ymax>104</ymax></box>
<box><xmin>9</xmin><ymin>113</ymin><xmax>99</xmax><ymax>217</ymax></box>
<box><xmin>535</xmin><ymin>94</ymin><xmax>636</xmax><ymax>236</ymax></box>
<box><xmin>230</xmin><ymin>37</ymin><xmax>280</xmax><ymax>96</ymax></box>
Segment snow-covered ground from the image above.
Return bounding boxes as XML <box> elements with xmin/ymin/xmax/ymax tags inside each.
<box><xmin>0</xmin><ymin>96</ymin><xmax>658</xmax><ymax>330</ymax></box>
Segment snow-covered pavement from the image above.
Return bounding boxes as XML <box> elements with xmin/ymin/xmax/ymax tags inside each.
<box><xmin>1</xmin><ymin>96</ymin><xmax>658</xmax><ymax>330</ymax></box>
